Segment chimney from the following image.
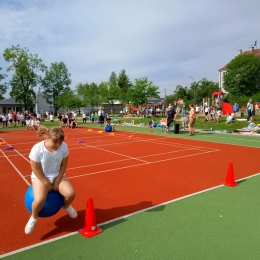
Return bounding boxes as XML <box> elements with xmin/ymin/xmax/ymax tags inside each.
<box><xmin>238</xmin><ymin>49</ymin><xmax>242</xmax><ymax>55</ymax></box>
<box><xmin>249</xmin><ymin>46</ymin><xmax>254</xmax><ymax>51</ymax></box>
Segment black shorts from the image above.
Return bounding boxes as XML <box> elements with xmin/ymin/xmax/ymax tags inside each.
<box><xmin>167</xmin><ymin>119</ymin><xmax>173</xmax><ymax>127</ymax></box>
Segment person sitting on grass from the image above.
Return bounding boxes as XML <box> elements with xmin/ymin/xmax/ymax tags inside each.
<box><xmin>247</xmin><ymin>122</ymin><xmax>260</xmax><ymax>134</ymax></box>
<box><xmin>153</xmin><ymin>120</ymin><xmax>158</xmax><ymax>128</ymax></box>
<box><xmin>24</xmin><ymin>125</ymin><xmax>77</xmax><ymax>234</ymax></box>
<box><xmin>226</xmin><ymin>113</ymin><xmax>233</xmax><ymax>124</ymax></box>
<box><xmin>147</xmin><ymin>120</ymin><xmax>153</xmax><ymax>128</ymax></box>
<box><xmin>104</xmin><ymin>114</ymin><xmax>115</xmax><ymax>131</ymax></box>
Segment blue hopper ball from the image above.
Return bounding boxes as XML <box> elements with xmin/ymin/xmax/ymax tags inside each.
<box><xmin>105</xmin><ymin>125</ymin><xmax>112</xmax><ymax>132</ymax></box>
<box><xmin>24</xmin><ymin>185</ymin><xmax>64</xmax><ymax>218</ymax></box>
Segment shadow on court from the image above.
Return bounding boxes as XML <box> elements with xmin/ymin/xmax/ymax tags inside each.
<box><xmin>41</xmin><ymin>201</ymin><xmax>165</xmax><ymax>240</ymax></box>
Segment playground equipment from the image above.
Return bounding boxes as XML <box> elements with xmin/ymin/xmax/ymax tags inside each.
<box><xmin>202</xmin><ymin>92</ymin><xmax>233</xmax><ymax>115</ymax></box>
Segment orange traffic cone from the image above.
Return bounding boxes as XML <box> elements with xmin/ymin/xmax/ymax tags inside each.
<box><xmin>79</xmin><ymin>197</ymin><xmax>103</xmax><ymax>238</ymax></box>
<box><xmin>223</xmin><ymin>163</ymin><xmax>238</xmax><ymax>187</ymax></box>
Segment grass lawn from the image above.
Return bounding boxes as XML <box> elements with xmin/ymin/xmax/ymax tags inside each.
<box><xmin>0</xmin><ymin>113</ymin><xmax>258</xmax><ymax>133</ymax></box>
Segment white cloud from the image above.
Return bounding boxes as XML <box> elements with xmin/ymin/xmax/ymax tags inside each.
<box><xmin>1</xmin><ymin>0</ymin><xmax>260</xmax><ymax>97</ymax></box>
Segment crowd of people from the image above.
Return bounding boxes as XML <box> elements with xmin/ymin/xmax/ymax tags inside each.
<box><xmin>0</xmin><ymin>111</ymin><xmax>38</xmax><ymax>129</ymax></box>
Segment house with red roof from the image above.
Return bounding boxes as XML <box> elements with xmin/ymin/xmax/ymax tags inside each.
<box><xmin>218</xmin><ymin>46</ymin><xmax>260</xmax><ymax>93</ymax></box>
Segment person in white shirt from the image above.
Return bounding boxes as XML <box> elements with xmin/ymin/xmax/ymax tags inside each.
<box><xmin>82</xmin><ymin>111</ymin><xmax>87</xmax><ymax>124</ymax></box>
<box><xmin>204</xmin><ymin>106</ymin><xmax>209</xmax><ymax>122</ymax></box>
<box><xmin>24</xmin><ymin>126</ymin><xmax>77</xmax><ymax>235</ymax></box>
<box><xmin>49</xmin><ymin>113</ymin><xmax>54</xmax><ymax>125</ymax></box>
<box><xmin>37</xmin><ymin>111</ymin><xmax>41</xmax><ymax>122</ymax></box>
<box><xmin>8</xmin><ymin>112</ymin><xmax>13</xmax><ymax>127</ymax></box>
<box><xmin>26</xmin><ymin>117</ymin><xmax>32</xmax><ymax>130</ymax></box>
<box><xmin>98</xmin><ymin>107</ymin><xmax>104</xmax><ymax>117</ymax></box>
<box><xmin>2</xmin><ymin>114</ymin><xmax>7</xmax><ymax>127</ymax></box>
<box><xmin>16</xmin><ymin>112</ymin><xmax>21</xmax><ymax>126</ymax></box>
<box><xmin>216</xmin><ymin>109</ymin><xmax>222</xmax><ymax>123</ymax></box>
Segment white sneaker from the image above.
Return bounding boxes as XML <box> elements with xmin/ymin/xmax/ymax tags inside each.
<box><xmin>63</xmin><ymin>205</ymin><xmax>77</xmax><ymax>218</ymax></box>
<box><xmin>25</xmin><ymin>216</ymin><xmax>37</xmax><ymax>235</ymax></box>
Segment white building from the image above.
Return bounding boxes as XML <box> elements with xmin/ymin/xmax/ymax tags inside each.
<box><xmin>218</xmin><ymin>46</ymin><xmax>260</xmax><ymax>93</ymax></box>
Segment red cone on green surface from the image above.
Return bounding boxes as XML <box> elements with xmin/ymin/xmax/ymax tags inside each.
<box><xmin>223</xmin><ymin>163</ymin><xmax>238</xmax><ymax>187</ymax></box>
<box><xmin>79</xmin><ymin>197</ymin><xmax>103</xmax><ymax>238</ymax></box>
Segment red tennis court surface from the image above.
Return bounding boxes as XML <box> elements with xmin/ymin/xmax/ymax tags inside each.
<box><xmin>0</xmin><ymin>128</ymin><xmax>258</xmax><ymax>255</ymax></box>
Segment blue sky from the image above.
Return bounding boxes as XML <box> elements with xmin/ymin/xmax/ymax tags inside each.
<box><xmin>0</xmin><ymin>0</ymin><xmax>259</xmax><ymax>98</ymax></box>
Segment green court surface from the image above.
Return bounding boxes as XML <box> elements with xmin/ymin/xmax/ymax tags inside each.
<box><xmin>3</xmin><ymin>174</ymin><xmax>260</xmax><ymax>260</ymax></box>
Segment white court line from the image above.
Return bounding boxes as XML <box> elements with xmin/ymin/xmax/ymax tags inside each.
<box><xmin>68</xmin><ymin>150</ymin><xmax>216</xmax><ymax>179</ymax></box>
<box><xmin>3</xmin><ymin>171</ymin><xmax>260</xmax><ymax>259</ymax></box>
<box><xmin>0</xmin><ymin>137</ymin><xmax>30</xmax><ymax>186</ymax></box>
<box><xmin>82</xmin><ymin>143</ymin><xmax>149</xmax><ymax>163</ymax></box>
<box><xmin>0</xmin><ymin>149</ymin><xmax>30</xmax><ymax>186</ymax></box>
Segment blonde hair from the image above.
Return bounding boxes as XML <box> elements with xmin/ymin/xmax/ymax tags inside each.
<box><xmin>37</xmin><ymin>125</ymin><xmax>65</xmax><ymax>142</ymax></box>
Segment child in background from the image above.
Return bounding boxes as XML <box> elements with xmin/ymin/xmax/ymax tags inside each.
<box><xmin>216</xmin><ymin>109</ymin><xmax>222</xmax><ymax>123</ymax></box>
<box><xmin>49</xmin><ymin>113</ymin><xmax>54</xmax><ymax>125</ymax></box>
<box><xmin>26</xmin><ymin>117</ymin><xmax>31</xmax><ymax>130</ymax></box>
<box><xmin>25</xmin><ymin>125</ymin><xmax>77</xmax><ymax>234</ymax></box>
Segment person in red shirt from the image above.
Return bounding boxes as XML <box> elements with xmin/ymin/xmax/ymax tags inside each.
<box><xmin>12</xmin><ymin>112</ymin><xmax>17</xmax><ymax>127</ymax></box>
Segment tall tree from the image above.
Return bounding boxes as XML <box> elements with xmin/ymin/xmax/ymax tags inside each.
<box><xmin>126</xmin><ymin>77</ymin><xmax>160</xmax><ymax>106</ymax></box>
<box><xmin>3</xmin><ymin>45</ymin><xmax>46</xmax><ymax>110</ymax></box>
<box><xmin>173</xmin><ymin>85</ymin><xmax>190</xmax><ymax>101</ymax></box>
<box><xmin>57</xmin><ymin>89</ymin><xmax>82</xmax><ymax>110</ymax></box>
<box><xmin>118</xmin><ymin>69</ymin><xmax>132</xmax><ymax>103</ymax></box>
<box><xmin>223</xmin><ymin>54</ymin><xmax>260</xmax><ymax>96</ymax></box>
<box><xmin>99</xmin><ymin>81</ymin><xmax>121</xmax><ymax>110</ymax></box>
<box><xmin>41</xmin><ymin>62</ymin><xmax>71</xmax><ymax>113</ymax></box>
<box><xmin>190</xmin><ymin>78</ymin><xmax>219</xmax><ymax>104</ymax></box>
<box><xmin>76</xmin><ymin>82</ymin><xmax>99</xmax><ymax>108</ymax></box>
<box><xmin>0</xmin><ymin>67</ymin><xmax>8</xmax><ymax>100</ymax></box>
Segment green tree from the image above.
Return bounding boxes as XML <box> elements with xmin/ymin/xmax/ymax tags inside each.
<box><xmin>41</xmin><ymin>62</ymin><xmax>71</xmax><ymax>113</ymax></box>
<box><xmin>223</xmin><ymin>54</ymin><xmax>260</xmax><ymax>96</ymax></box>
<box><xmin>76</xmin><ymin>82</ymin><xmax>99</xmax><ymax>108</ymax></box>
<box><xmin>3</xmin><ymin>45</ymin><xmax>46</xmax><ymax>110</ymax></box>
<box><xmin>193</xmin><ymin>78</ymin><xmax>219</xmax><ymax>104</ymax></box>
<box><xmin>99</xmin><ymin>81</ymin><xmax>121</xmax><ymax>109</ymax></box>
<box><xmin>0</xmin><ymin>67</ymin><xmax>8</xmax><ymax>100</ymax></box>
<box><xmin>57</xmin><ymin>89</ymin><xmax>82</xmax><ymax>110</ymax></box>
<box><xmin>118</xmin><ymin>69</ymin><xmax>132</xmax><ymax>103</ymax></box>
<box><xmin>172</xmin><ymin>85</ymin><xmax>190</xmax><ymax>101</ymax></box>
<box><xmin>126</xmin><ymin>77</ymin><xmax>160</xmax><ymax>106</ymax></box>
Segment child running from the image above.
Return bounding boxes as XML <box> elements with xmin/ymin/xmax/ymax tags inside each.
<box><xmin>25</xmin><ymin>125</ymin><xmax>77</xmax><ymax>234</ymax></box>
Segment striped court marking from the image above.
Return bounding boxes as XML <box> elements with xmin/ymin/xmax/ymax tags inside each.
<box><xmin>68</xmin><ymin>149</ymin><xmax>216</xmax><ymax>179</ymax></box>
<box><xmin>0</xmin><ymin>149</ymin><xmax>30</xmax><ymax>186</ymax></box>
<box><xmin>1</xmin><ymin>135</ymin><xmax>219</xmax><ymax>180</ymax></box>
<box><xmin>2</xmin><ymin>172</ymin><xmax>260</xmax><ymax>259</ymax></box>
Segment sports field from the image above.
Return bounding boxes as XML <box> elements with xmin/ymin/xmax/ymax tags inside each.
<box><xmin>1</xmin><ymin>126</ymin><xmax>260</xmax><ymax>259</ymax></box>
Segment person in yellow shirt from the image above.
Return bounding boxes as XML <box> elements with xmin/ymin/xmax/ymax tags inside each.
<box><xmin>188</xmin><ymin>104</ymin><xmax>196</xmax><ymax>136</ymax></box>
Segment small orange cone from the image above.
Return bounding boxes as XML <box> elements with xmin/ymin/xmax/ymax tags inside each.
<box><xmin>79</xmin><ymin>197</ymin><xmax>103</xmax><ymax>238</ymax></box>
<box><xmin>223</xmin><ymin>163</ymin><xmax>238</xmax><ymax>187</ymax></box>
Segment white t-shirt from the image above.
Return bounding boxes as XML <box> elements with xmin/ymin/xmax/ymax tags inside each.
<box><xmin>29</xmin><ymin>141</ymin><xmax>69</xmax><ymax>183</ymax></box>
<box><xmin>8</xmin><ymin>113</ymin><xmax>13</xmax><ymax>120</ymax></box>
<box><xmin>49</xmin><ymin>114</ymin><xmax>54</xmax><ymax>121</ymax></box>
<box><xmin>98</xmin><ymin>110</ymin><xmax>104</xmax><ymax>116</ymax></box>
